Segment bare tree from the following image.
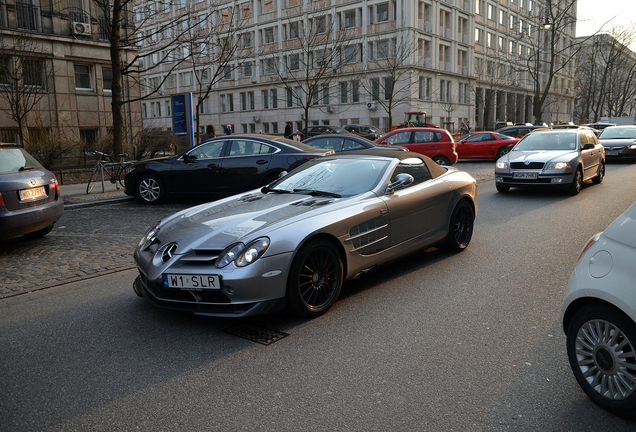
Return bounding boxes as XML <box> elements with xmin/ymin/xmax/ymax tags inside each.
<box><xmin>0</xmin><ymin>33</ymin><xmax>55</xmax><ymax>147</ymax></box>
<box><xmin>470</xmin><ymin>57</ymin><xmax>520</xmax><ymax>130</ymax></box>
<box><xmin>358</xmin><ymin>29</ymin><xmax>419</xmax><ymax>128</ymax></box>
<box><xmin>272</xmin><ymin>8</ymin><xmax>355</xmax><ymax>133</ymax></box>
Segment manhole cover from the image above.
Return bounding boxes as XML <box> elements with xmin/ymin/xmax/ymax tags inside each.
<box><xmin>223</xmin><ymin>324</ymin><xmax>289</xmax><ymax>345</ymax></box>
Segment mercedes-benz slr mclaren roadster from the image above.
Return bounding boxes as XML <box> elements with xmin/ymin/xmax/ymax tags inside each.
<box><xmin>133</xmin><ymin>150</ymin><xmax>478</xmax><ymax>318</ymax></box>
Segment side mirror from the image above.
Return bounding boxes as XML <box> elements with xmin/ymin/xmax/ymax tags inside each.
<box><xmin>278</xmin><ymin>171</ymin><xmax>288</xmax><ymax>179</ymax></box>
<box><xmin>583</xmin><ymin>143</ymin><xmax>595</xmax><ymax>150</ymax></box>
<box><xmin>184</xmin><ymin>153</ymin><xmax>197</xmax><ymax>163</ymax></box>
<box><xmin>387</xmin><ymin>173</ymin><xmax>414</xmax><ymax>193</ymax></box>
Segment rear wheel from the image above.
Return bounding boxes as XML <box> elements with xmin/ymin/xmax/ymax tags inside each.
<box><xmin>496</xmin><ymin>146</ymin><xmax>510</xmax><ymax>159</ymax></box>
<box><xmin>86</xmin><ymin>165</ymin><xmax>100</xmax><ymax>194</ymax></box>
<box><xmin>24</xmin><ymin>223</ymin><xmax>54</xmax><ymax>240</ymax></box>
<box><xmin>442</xmin><ymin>201</ymin><xmax>474</xmax><ymax>252</ymax></box>
<box><xmin>286</xmin><ymin>239</ymin><xmax>343</xmax><ymax>318</ymax></box>
<box><xmin>432</xmin><ymin>155</ymin><xmax>451</xmax><ymax>166</ymax></box>
<box><xmin>592</xmin><ymin>161</ymin><xmax>604</xmax><ymax>184</ymax></box>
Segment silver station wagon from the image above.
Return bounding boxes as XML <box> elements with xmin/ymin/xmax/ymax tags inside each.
<box><xmin>494</xmin><ymin>128</ymin><xmax>605</xmax><ymax>194</ymax></box>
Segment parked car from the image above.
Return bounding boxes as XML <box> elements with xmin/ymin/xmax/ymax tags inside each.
<box><xmin>494</xmin><ymin>121</ymin><xmax>513</xmax><ymax>130</ymax></box>
<box><xmin>342</xmin><ymin>124</ymin><xmax>385</xmax><ymax>140</ymax></box>
<box><xmin>455</xmin><ymin>132</ymin><xmax>519</xmax><ymax>160</ymax></box>
<box><xmin>0</xmin><ymin>144</ymin><xmax>64</xmax><ymax>241</ymax></box>
<box><xmin>299</xmin><ymin>125</ymin><xmax>352</xmax><ymax>140</ymax></box>
<box><xmin>124</xmin><ymin>135</ymin><xmax>333</xmax><ymax>204</ymax></box>
<box><xmin>496</xmin><ymin>125</ymin><xmax>549</xmax><ymax>138</ymax></box>
<box><xmin>494</xmin><ymin>128</ymin><xmax>605</xmax><ymax>194</ymax></box>
<box><xmin>597</xmin><ymin>125</ymin><xmax>636</xmax><ymax>162</ymax></box>
<box><xmin>585</xmin><ymin>122</ymin><xmax>617</xmax><ymax>131</ymax></box>
<box><xmin>303</xmin><ymin>134</ymin><xmax>405</xmax><ymax>153</ymax></box>
<box><xmin>561</xmin><ymin>200</ymin><xmax>636</xmax><ymax>417</ymax></box>
<box><xmin>132</xmin><ymin>150</ymin><xmax>477</xmax><ymax>318</ymax></box>
<box><xmin>552</xmin><ymin>123</ymin><xmax>580</xmax><ymax>130</ymax></box>
<box><xmin>375</xmin><ymin>127</ymin><xmax>459</xmax><ymax>165</ymax></box>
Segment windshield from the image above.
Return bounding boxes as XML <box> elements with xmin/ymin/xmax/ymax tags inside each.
<box><xmin>0</xmin><ymin>147</ymin><xmax>45</xmax><ymax>174</ymax></box>
<box><xmin>512</xmin><ymin>132</ymin><xmax>578</xmax><ymax>152</ymax></box>
<box><xmin>270</xmin><ymin>158</ymin><xmax>390</xmax><ymax>197</ymax></box>
<box><xmin>598</xmin><ymin>127</ymin><xmax>636</xmax><ymax>140</ymax></box>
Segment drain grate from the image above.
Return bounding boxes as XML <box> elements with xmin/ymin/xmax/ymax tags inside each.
<box><xmin>223</xmin><ymin>324</ymin><xmax>289</xmax><ymax>345</ymax></box>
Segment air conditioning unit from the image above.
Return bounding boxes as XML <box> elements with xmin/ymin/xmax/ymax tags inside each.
<box><xmin>250</xmin><ymin>76</ymin><xmax>257</xmax><ymax>83</ymax></box>
<box><xmin>253</xmin><ymin>115</ymin><xmax>260</xmax><ymax>122</ymax></box>
<box><xmin>366</xmin><ymin>101</ymin><xmax>377</xmax><ymax>110</ymax></box>
<box><xmin>326</xmin><ymin>105</ymin><xmax>334</xmax><ymax>113</ymax></box>
<box><xmin>73</xmin><ymin>22</ymin><xmax>91</xmax><ymax>36</ymax></box>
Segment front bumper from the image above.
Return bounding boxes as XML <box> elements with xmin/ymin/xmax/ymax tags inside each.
<box><xmin>603</xmin><ymin>147</ymin><xmax>636</xmax><ymax>160</ymax></box>
<box><xmin>495</xmin><ymin>170</ymin><xmax>575</xmax><ymax>188</ymax></box>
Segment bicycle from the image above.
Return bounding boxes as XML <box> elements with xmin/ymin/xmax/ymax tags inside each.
<box><xmin>86</xmin><ymin>151</ymin><xmax>131</xmax><ymax>194</ymax></box>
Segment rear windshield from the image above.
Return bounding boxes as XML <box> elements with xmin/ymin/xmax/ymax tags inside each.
<box><xmin>0</xmin><ymin>147</ymin><xmax>44</xmax><ymax>174</ymax></box>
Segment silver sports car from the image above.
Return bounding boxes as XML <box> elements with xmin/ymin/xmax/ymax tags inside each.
<box><xmin>133</xmin><ymin>150</ymin><xmax>478</xmax><ymax>318</ymax></box>
<box><xmin>494</xmin><ymin>128</ymin><xmax>605</xmax><ymax>194</ymax></box>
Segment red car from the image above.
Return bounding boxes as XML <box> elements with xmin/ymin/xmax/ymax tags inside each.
<box><xmin>375</xmin><ymin>127</ymin><xmax>458</xmax><ymax>165</ymax></box>
<box><xmin>455</xmin><ymin>132</ymin><xmax>519</xmax><ymax>160</ymax></box>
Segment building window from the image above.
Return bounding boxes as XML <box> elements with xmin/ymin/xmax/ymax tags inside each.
<box><xmin>264</xmin><ymin>27</ymin><xmax>275</xmax><ymax>44</ymax></box>
<box><xmin>344</xmin><ymin>10</ymin><xmax>356</xmax><ymax>28</ymax></box>
<box><xmin>102</xmin><ymin>67</ymin><xmax>113</xmax><ymax>91</ymax></box>
<box><xmin>221</xmin><ymin>94</ymin><xmax>227</xmax><ymax>112</ymax></box>
<box><xmin>344</xmin><ymin>46</ymin><xmax>357</xmax><ymax>64</ymax></box>
<box><xmin>371</xmin><ymin>78</ymin><xmax>379</xmax><ymax>100</ymax></box>
<box><xmin>223</xmin><ymin>66</ymin><xmax>232</xmax><ymax>80</ymax></box>
<box><xmin>271</xmin><ymin>89</ymin><xmax>278</xmax><ymax>108</ymax></box>
<box><xmin>376</xmin><ymin>3</ymin><xmax>389</xmax><ymax>23</ymax></box>
<box><xmin>180</xmin><ymin>72</ymin><xmax>192</xmax><ymax>86</ymax></box>
<box><xmin>241</xmin><ymin>92</ymin><xmax>247</xmax><ymax>110</ymax></box>
<box><xmin>340</xmin><ymin>82</ymin><xmax>348</xmax><ymax>103</ymax></box>
<box><xmin>322</xmin><ymin>85</ymin><xmax>329</xmax><ymax>105</ymax></box>
<box><xmin>287</xmin><ymin>88</ymin><xmax>293</xmax><ymax>107</ymax></box>
<box><xmin>228</xmin><ymin>94</ymin><xmax>234</xmax><ymax>111</ymax></box>
<box><xmin>74</xmin><ymin>64</ymin><xmax>92</xmax><ymax>90</ymax></box>
<box><xmin>243</xmin><ymin>62</ymin><xmax>253</xmax><ymax>77</ymax></box>
<box><xmin>289</xmin><ymin>22</ymin><xmax>299</xmax><ymax>39</ymax></box>
<box><xmin>487</xmin><ymin>4</ymin><xmax>494</xmax><ymax>20</ymax></box>
<box><xmin>265</xmin><ymin>58</ymin><xmax>276</xmax><ymax>74</ymax></box>
<box><xmin>289</xmin><ymin>54</ymin><xmax>300</xmax><ymax>71</ymax></box>
<box><xmin>383</xmin><ymin>77</ymin><xmax>393</xmax><ymax>100</ymax></box>
<box><xmin>377</xmin><ymin>40</ymin><xmax>390</xmax><ymax>59</ymax></box>
<box><xmin>352</xmin><ymin>80</ymin><xmax>359</xmax><ymax>102</ymax></box>
<box><xmin>262</xmin><ymin>90</ymin><xmax>269</xmax><ymax>109</ymax></box>
<box><xmin>314</xmin><ymin>16</ymin><xmax>326</xmax><ymax>34</ymax></box>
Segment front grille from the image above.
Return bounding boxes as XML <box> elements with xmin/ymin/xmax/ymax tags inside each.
<box><xmin>511</xmin><ymin>162</ymin><xmax>545</xmax><ymax>169</ymax></box>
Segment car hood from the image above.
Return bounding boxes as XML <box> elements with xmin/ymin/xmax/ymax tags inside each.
<box><xmin>603</xmin><ymin>201</ymin><xmax>636</xmax><ymax>248</ymax></box>
<box><xmin>506</xmin><ymin>150</ymin><xmax>577</xmax><ymax>163</ymax></box>
<box><xmin>155</xmin><ymin>192</ymin><xmax>351</xmax><ymax>251</ymax></box>
<box><xmin>599</xmin><ymin>138</ymin><xmax>636</xmax><ymax>146</ymax></box>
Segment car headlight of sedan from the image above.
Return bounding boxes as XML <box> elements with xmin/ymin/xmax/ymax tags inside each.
<box><xmin>216</xmin><ymin>243</ymin><xmax>245</xmax><ymax>268</ymax></box>
<box><xmin>236</xmin><ymin>238</ymin><xmax>270</xmax><ymax>267</ymax></box>
<box><xmin>628</xmin><ymin>144</ymin><xmax>636</xmax><ymax>150</ymax></box>
<box><xmin>124</xmin><ymin>165</ymin><xmax>137</xmax><ymax>176</ymax></box>
<box><xmin>546</xmin><ymin>162</ymin><xmax>571</xmax><ymax>170</ymax></box>
<box><xmin>496</xmin><ymin>162</ymin><xmax>508</xmax><ymax>169</ymax></box>
<box><xmin>139</xmin><ymin>221</ymin><xmax>160</xmax><ymax>250</ymax></box>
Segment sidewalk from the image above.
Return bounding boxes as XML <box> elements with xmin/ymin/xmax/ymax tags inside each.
<box><xmin>60</xmin><ymin>180</ymin><xmax>132</xmax><ymax>207</ymax></box>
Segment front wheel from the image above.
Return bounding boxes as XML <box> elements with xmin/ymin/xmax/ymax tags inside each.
<box><xmin>137</xmin><ymin>174</ymin><xmax>166</xmax><ymax>204</ymax></box>
<box><xmin>432</xmin><ymin>155</ymin><xmax>451</xmax><ymax>166</ymax></box>
<box><xmin>286</xmin><ymin>239</ymin><xmax>343</xmax><ymax>318</ymax></box>
<box><xmin>566</xmin><ymin>303</ymin><xmax>636</xmax><ymax>418</ymax></box>
<box><xmin>442</xmin><ymin>201</ymin><xmax>474</xmax><ymax>252</ymax></box>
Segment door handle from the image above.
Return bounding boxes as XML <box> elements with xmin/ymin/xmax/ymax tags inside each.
<box><xmin>256</xmin><ymin>160</ymin><xmax>268</xmax><ymax>165</ymax></box>
<box><xmin>208</xmin><ymin>163</ymin><xmax>218</xmax><ymax>168</ymax></box>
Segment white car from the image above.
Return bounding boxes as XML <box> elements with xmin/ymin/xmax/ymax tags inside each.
<box><xmin>561</xmin><ymin>201</ymin><xmax>636</xmax><ymax>417</ymax></box>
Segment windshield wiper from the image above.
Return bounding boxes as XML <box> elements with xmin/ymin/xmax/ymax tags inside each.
<box><xmin>266</xmin><ymin>188</ymin><xmax>292</xmax><ymax>194</ymax></box>
<box><xmin>293</xmin><ymin>189</ymin><xmax>342</xmax><ymax>198</ymax></box>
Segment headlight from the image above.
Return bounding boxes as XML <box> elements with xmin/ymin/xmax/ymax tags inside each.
<box><xmin>124</xmin><ymin>165</ymin><xmax>137</xmax><ymax>176</ymax></box>
<box><xmin>139</xmin><ymin>221</ymin><xmax>160</xmax><ymax>250</ymax></box>
<box><xmin>216</xmin><ymin>243</ymin><xmax>245</xmax><ymax>268</ymax></box>
<box><xmin>235</xmin><ymin>238</ymin><xmax>270</xmax><ymax>267</ymax></box>
<box><xmin>546</xmin><ymin>162</ymin><xmax>570</xmax><ymax>170</ymax></box>
<box><xmin>628</xmin><ymin>144</ymin><xmax>636</xmax><ymax>150</ymax></box>
<box><xmin>496</xmin><ymin>162</ymin><xmax>508</xmax><ymax>169</ymax></box>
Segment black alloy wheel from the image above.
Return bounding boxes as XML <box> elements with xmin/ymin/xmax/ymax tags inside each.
<box><xmin>566</xmin><ymin>303</ymin><xmax>636</xmax><ymax>418</ymax></box>
<box><xmin>496</xmin><ymin>146</ymin><xmax>510</xmax><ymax>159</ymax></box>
<box><xmin>286</xmin><ymin>239</ymin><xmax>343</xmax><ymax>318</ymax></box>
<box><xmin>443</xmin><ymin>201</ymin><xmax>474</xmax><ymax>252</ymax></box>
<box><xmin>432</xmin><ymin>155</ymin><xmax>451</xmax><ymax>166</ymax></box>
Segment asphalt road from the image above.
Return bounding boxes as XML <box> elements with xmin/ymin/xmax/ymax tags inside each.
<box><xmin>2</xmin><ymin>162</ymin><xmax>636</xmax><ymax>431</ymax></box>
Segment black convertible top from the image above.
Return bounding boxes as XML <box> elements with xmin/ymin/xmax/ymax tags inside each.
<box><xmin>328</xmin><ymin>149</ymin><xmax>448</xmax><ymax>179</ymax></box>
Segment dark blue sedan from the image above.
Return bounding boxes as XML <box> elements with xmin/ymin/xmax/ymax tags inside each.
<box><xmin>303</xmin><ymin>134</ymin><xmax>406</xmax><ymax>153</ymax></box>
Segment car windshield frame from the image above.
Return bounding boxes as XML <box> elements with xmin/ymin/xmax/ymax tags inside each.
<box><xmin>0</xmin><ymin>147</ymin><xmax>45</xmax><ymax>174</ymax></box>
<box><xmin>268</xmin><ymin>157</ymin><xmax>391</xmax><ymax>197</ymax></box>
<box><xmin>512</xmin><ymin>132</ymin><xmax>579</xmax><ymax>152</ymax></box>
<box><xmin>598</xmin><ymin>127</ymin><xmax>636</xmax><ymax>140</ymax></box>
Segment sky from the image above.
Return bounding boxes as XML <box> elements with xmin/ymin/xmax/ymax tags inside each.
<box><xmin>576</xmin><ymin>0</ymin><xmax>636</xmax><ymax>39</ymax></box>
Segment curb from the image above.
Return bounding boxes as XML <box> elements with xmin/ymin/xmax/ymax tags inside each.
<box><xmin>64</xmin><ymin>196</ymin><xmax>135</xmax><ymax>209</ymax></box>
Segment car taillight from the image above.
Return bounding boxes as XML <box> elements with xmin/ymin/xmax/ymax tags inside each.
<box><xmin>577</xmin><ymin>233</ymin><xmax>602</xmax><ymax>263</ymax></box>
<box><xmin>50</xmin><ymin>175</ymin><xmax>60</xmax><ymax>198</ymax></box>
<box><xmin>0</xmin><ymin>193</ymin><xmax>4</xmax><ymax>206</ymax></box>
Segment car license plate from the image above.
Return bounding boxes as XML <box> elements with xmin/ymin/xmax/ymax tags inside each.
<box><xmin>19</xmin><ymin>186</ymin><xmax>46</xmax><ymax>200</ymax></box>
<box><xmin>606</xmin><ymin>150</ymin><xmax>619</xmax><ymax>156</ymax></box>
<box><xmin>512</xmin><ymin>172</ymin><xmax>538</xmax><ymax>179</ymax></box>
<box><xmin>163</xmin><ymin>274</ymin><xmax>221</xmax><ymax>290</ymax></box>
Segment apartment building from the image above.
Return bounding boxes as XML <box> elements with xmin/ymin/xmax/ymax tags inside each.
<box><xmin>139</xmin><ymin>0</ymin><xmax>576</xmax><ymax>137</ymax></box>
<box><xmin>0</xmin><ymin>0</ymin><xmax>140</xmax><ymax>147</ymax></box>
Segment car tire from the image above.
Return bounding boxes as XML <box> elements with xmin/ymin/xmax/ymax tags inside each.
<box><xmin>592</xmin><ymin>161</ymin><xmax>604</xmax><ymax>184</ymax></box>
<box><xmin>496</xmin><ymin>184</ymin><xmax>510</xmax><ymax>193</ymax></box>
<box><xmin>432</xmin><ymin>156</ymin><xmax>451</xmax><ymax>166</ymax></box>
<box><xmin>496</xmin><ymin>147</ymin><xmax>510</xmax><ymax>159</ymax></box>
<box><xmin>23</xmin><ymin>223</ymin><xmax>54</xmax><ymax>240</ymax></box>
<box><xmin>286</xmin><ymin>239</ymin><xmax>343</xmax><ymax>318</ymax></box>
<box><xmin>568</xmin><ymin>168</ymin><xmax>582</xmax><ymax>195</ymax></box>
<box><xmin>566</xmin><ymin>303</ymin><xmax>636</xmax><ymax>418</ymax></box>
<box><xmin>442</xmin><ymin>201</ymin><xmax>474</xmax><ymax>252</ymax></box>
<box><xmin>137</xmin><ymin>174</ymin><xmax>166</xmax><ymax>205</ymax></box>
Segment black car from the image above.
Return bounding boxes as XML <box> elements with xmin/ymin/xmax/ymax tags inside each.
<box><xmin>342</xmin><ymin>124</ymin><xmax>385</xmax><ymax>140</ymax></box>
<box><xmin>299</xmin><ymin>125</ymin><xmax>352</xmax><ymax>140</ymax></box>
<box><xmin>597</xmin><ymin>125</ymin><xmax>636</xmax><ymax>161</ymax></box>
<box><xmin>303</xmin><ymin>134</ymin><xmax>406</xmax><ymax>153</ymax></box>
<box><xmin>0</xmin><ymin>144</ymin><xmax>64</xmax><ymax>240</ymax></box>
<box><xmin>124</xmin><ymin>135</ymin><xmax>333</xmax><ymax>204</ymax></box>
<box><xmin>496</xmin><ymin>125</ymin><xmax>548</xmax><ymax>138</ymax></box>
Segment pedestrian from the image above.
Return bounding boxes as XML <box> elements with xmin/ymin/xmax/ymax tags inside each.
<box><xmin>201</xmin><ymin>125</ymin><xmax>215</xmax><ymax>142</ymax></box>
<box><xmin>224</xmin><ymin>124</ymin><xmax>233</xmax><ymax>135</ymax></box>
<box><xmin>460</xmin><ymin>122</ymin><xmax>468</xmax><ymax>136</ymax></box>
<box><xmin>466</xmin><ymin>121</ymin><xmax>471</xmax><ymax>132</ymax></box>
<box><xmin>284</xmin><ymin>121</ymin><xmax>293</xmax><ymax>139</ymax></box>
